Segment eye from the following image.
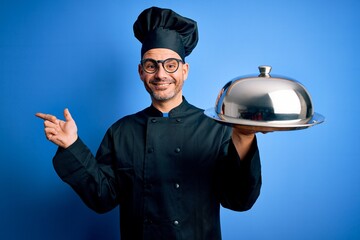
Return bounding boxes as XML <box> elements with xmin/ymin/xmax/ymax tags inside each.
<box><xmin>145</xmin><ymin>63</ymin><xmax>155</xmax><ymax>70</ymax></box>
<box><xmin>164</xmin><ymin>60</ymin><xmax>178</xmax><ymax>71</ymax></box>
<box><xmin>143</xmin><ymin>59</ymin><xmax>157</xmax><ymax>72</ymax></box>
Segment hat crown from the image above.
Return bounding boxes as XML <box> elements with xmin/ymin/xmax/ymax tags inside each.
<box><xmin>133</xmin><ymin>7</ymin><xmax>199</xmax><ymax>61</ymax></box>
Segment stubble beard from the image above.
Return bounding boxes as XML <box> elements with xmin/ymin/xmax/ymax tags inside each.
<box><xmin>147</xmin><ymin>81</ymin><xmax>184</xmax><ymax>102</ymax></box>
<box><xmin>151</xmin><ymin>87</ymin><xmax>177</xmax><ymax>101</ymax></box>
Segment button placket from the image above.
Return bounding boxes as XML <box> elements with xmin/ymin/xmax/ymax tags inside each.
<box><xmin>144</xmin><ymin>218</ymin><xmax>153</xmax><ymax>224</ymax></box>
<box><xmin>146</xmin><ymin>115</ymin><xmax>184</xmax><ymax>232</ymax></box>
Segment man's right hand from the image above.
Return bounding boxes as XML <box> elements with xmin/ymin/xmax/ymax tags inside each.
<box><xmin>35</xmin><ymin>108</ymin><xmax>78</xmax><ymax>149</ymax></box>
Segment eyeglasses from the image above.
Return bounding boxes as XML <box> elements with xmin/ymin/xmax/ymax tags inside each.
<box><xmin>140</xmin><ymin>58</ymin><xmax>183</xmax><ymax>74</ymax></box>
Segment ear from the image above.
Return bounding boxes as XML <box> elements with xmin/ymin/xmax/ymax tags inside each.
<box><xmin>182</xmin><ymin>63</ymin><xmax>189</xmax><ymax>81</ymax></box>
<box><xmin>138</xmin><ymin>64</ymin><xmax>145</xmax><ymax>82</ymax></box>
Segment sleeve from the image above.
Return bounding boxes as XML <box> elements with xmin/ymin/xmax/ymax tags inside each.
<box><xmin>218</xmin><ymin>134</ymin><xmax>262</xmax><ymax>211</ymax></box>
<box><xmin>52</xmin><ymin>130</ymin><xmax>119</xmax><ymax>214</ymax></box>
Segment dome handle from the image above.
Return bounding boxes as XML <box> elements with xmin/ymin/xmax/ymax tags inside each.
<box><xmin>258</xmin><ymin>65</ymin><xmax>272</xmax><ymax>77</ymax></box>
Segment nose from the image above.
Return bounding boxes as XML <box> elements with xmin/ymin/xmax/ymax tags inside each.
<box><xmin>154</xmin><ymin>63</ymin><xmax>168</xmax><ymax>78</ymax></box>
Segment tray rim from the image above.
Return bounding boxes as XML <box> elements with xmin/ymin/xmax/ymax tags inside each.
<box><xmin>204</xmin><ymin>108</ymin><xmax>325</xmax><ymax>131</ymax></box>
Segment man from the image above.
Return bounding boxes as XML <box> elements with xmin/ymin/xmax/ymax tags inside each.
<box><xmin>36</xmin><ymin>7</ymin><xmax>262</xmax><ymax>240</ymax></box>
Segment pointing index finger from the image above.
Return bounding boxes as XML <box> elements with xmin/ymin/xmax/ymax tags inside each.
<box><xmin>35</xmin><ymin>112</ymin><xmax>47</xmax><ymax>120</ymax></box>
<box><xmin>35</xmin><ymin>112</ymin><xmax>57</xmax><ymax>122</ymax></box>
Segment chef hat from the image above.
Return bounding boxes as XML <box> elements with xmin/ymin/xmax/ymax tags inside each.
<box><xmin>133</xmin><ymin>6</ymin><xmax>199</xmax><ymax>62</ymax></box>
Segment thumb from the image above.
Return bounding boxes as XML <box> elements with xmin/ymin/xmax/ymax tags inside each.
<box><xmin>64</xmin><ymin>108</ymin><xmax>73</xmax><ymax>122</ymax></box>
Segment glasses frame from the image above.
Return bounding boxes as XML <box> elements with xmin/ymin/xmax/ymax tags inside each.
<box><xmin>140</xmin><ymin>58</ymin><xmax>184</xmax><ymax>74</ymax></box>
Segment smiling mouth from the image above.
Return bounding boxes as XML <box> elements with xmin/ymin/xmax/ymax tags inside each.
<box><xmin>156</xmin><ymin>83</ymin><xmax>171</xmax><ymax>86</ymax></box>
<box><xmin>151</xmin><ymin>81</ymin><xmax>173</xmax><ymax>89</ymax></box>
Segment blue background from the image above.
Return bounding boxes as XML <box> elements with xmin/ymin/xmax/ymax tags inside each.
<box><xmin>1</xmin><ymin>0</ymin><xmax>359</xmax><ymax>239</ymax></box>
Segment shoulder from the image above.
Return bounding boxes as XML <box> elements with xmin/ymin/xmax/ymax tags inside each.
<box><xmin>106</xmin><ymin>108</ymin><xmax>148</xmax><ymax>134</ymax></box>
<box><xmin>184</xmin><ymin>101</ymin><xmax>232</xmax><ymax>134</ymax></box>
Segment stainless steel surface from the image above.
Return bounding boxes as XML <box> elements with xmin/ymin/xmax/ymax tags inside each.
<box><xmin>205</xmin><ymin>65</ymin><xmax>325</xmax><ymax>131</ymax></box>
<box><xmin>204</xmin><ymin>108</ymin><xmax>324</xmax><ymax>131</ymax></box>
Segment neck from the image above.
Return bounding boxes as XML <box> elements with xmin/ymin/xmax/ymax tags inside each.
<box><xmin>151</xmin><ymin>95</ymin><xmax>183</xmax><ymax>113</ymax></box>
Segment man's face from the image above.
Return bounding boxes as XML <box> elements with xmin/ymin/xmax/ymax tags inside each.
<box><xmin>138</xmin><ymin>48</ymin><xmax>189</xmax><ymax>103</ymax></box>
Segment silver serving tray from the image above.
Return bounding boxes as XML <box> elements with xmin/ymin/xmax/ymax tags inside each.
<box><xmin>204</xmin><ymin>108</ymin><xmax>325</xmax><ymax>132</ymax></box>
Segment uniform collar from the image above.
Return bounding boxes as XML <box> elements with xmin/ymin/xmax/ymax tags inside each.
<box><xmin>146</xmin><ymin>97</ymin><xmax>191</xmax><ymax>117</ymax></box>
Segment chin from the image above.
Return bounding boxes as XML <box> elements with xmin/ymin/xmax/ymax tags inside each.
<box><xmin>152</xmin><ymin>94</ymin><xmax>174</xmax><ymax>101</ymax></box>
<box><xmin>151</xmin><ymin>90</ymin><xmax>177</xmax><ymax>101</ymax></box>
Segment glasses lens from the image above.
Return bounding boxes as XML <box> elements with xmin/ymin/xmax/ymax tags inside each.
<box><xmin>141</xmin><ymin>58</ymin><xmax>182</xmax><ymax>74</ymax></box>
<box><xmin>142</xmin><ymin>59</ymin><xmax>158</xmax><ymax>73</ymax></box>
<box><xmin>164</xmin><ymin>59</ymin><xmax>180</xmax><ymax>73</ymax></box>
